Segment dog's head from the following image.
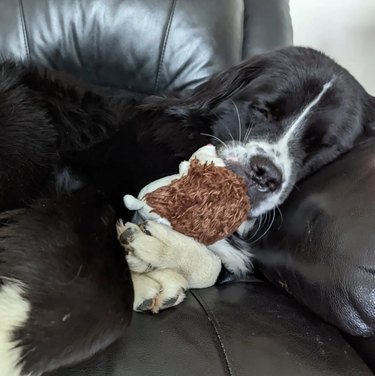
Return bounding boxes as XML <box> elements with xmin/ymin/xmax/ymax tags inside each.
<box><xmin>178</xmin><ymin>47</ymin><xmax>373</xmax><ymax>218</ymax></box>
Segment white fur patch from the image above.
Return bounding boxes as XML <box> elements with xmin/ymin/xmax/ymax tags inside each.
<box><xmin>0</xmin><ymin>281</ymin><xmax>31</xmax><ymax>376</ymax></box>
<box><xmin>209</xmin><ymin>239</ymin><xmax>252</xmax><ymax>275</ymax></box>
<box><xmin>236</xmin><ymin>218</ymin><xmax>256</xmax><ymax>237</ymax></box>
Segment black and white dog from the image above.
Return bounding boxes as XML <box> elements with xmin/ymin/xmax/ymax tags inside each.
<box><xmin>0</xmin><ymin>47</ymin><xmax>373</xmax><ymax>376</ymax></box>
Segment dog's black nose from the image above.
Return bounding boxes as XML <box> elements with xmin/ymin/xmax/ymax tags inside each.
<box><xmin>250</xmin><ymin>156</ymin><xmax>282</xmax><ymax>193</ymax></box>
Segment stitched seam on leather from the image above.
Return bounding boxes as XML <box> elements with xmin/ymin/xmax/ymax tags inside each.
<box><xmin>18</xmin><ymin>0</ymin><xmax>31</xmax><ymax>62</ymax></box>
<box><xmin>154</xmin><ymin>0</ymin><xmax>177</xmax><ymax>93</ymax></box>
<box><xmin>191</xmin><ymin>290</ymin><xmax>234</xmax><ymax>376</ymax></box>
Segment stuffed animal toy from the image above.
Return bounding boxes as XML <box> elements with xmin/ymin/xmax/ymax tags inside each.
<box><xmin>124</xmin><ymin>145</ymin><xmax>250</xmax><ymax>245</ymax></box>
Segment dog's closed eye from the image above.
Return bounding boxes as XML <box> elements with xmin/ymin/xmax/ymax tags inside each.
<box><xmin>250</xmin><ymin>103</ymin><xmax>271</xmax><ymax>120</ymax></box>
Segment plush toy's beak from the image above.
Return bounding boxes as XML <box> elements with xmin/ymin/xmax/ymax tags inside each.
<box><xmin>123</xmin><ymin>195</ymin><xmax>145</xmax><ymax>211</ymax></box>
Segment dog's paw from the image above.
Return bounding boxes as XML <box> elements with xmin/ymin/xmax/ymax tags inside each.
<box><xmin>117</xmin><ymin>221</ymin><xmax>177</xmax><ymax>272</ymax></box>
<box><xmin>131</xmin><ymin>272</ymin><xmax>162</xmax><ymax>312</ymax></box>
<box><xmin>116</xmin><ymin>219</ymin><xmax>143</xmax><ymax>245</ymax></box>
<box><xmin>131</xmin><ymin>270</ymin><xmax>188</xmax><ymax>313</ymax></box>
<box><xmin>116</xmin><ymin>221</ymin><xmax>163</xmax><ymax>273</ymax></box>
<box><xmin>117</xmin><ymin>220</ymin><xmax>222</xmax><ymax>288</ymax></box>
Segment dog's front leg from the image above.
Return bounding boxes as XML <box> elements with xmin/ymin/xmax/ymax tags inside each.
<box><xmin>116</xmin><ymin>220</ymin><xmax>222</xmax><ymax>313</ymax></box>
<box><xmin>116</xmin><ymin>220</ymin><xmax>222</xmax><ymax>289</ymax></box>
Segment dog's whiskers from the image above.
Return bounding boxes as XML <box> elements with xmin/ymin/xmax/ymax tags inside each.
<box><xmin>251</xmin><ymin>208</ymin><xmax>276</xmax><ymax>244</ymax></box>
<box><xmin>243</xmin><ymin>118</ymin><xmax>255</xmax><ymax>144</ymax></box>
<box><xmin>223</xmin><ymin>125</ymin><xmax>235</xmax><ymax>143</ymax></box>
<box><xmin>249</xmin><ymin>212</ymin><xmax>268</xmax><ymax>244</ymax></box>
<box><xmin>230</xmin><ymin>99</ymin><xmax>242</xmax><ymax>143</ymax></box>
<box><xmin>247</xmin><ymin>213</ymin><xmax>264</xmax><ymax>241</ymax></box>
<box><xmin>276</xmin><ymin>206</ymin><xmax>284</xmax><ymax>229</ymax></box>
<box><xmin>200</xmin><ymin>133</ymin><xmax>228</xmax><ymax>149</ymax></box>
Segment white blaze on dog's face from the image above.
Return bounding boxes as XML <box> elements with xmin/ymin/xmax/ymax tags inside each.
<box><xmin>216</xmin><ymin>80</ymin><xmax>335</xmax><ymax>218</ymax></box>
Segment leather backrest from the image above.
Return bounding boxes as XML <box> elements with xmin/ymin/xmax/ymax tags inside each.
<box><xmin>0</xmin><ymin>0</ymin><xmax>292</xmax><ymax>93</ymax></box>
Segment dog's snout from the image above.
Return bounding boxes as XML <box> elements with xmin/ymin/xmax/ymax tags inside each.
<box><xmin>250</xmin><ymin>156</ymin><xmax>282</xmax><ymax>193</ymax></box>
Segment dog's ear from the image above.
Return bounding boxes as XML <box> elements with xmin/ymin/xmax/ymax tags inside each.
<box><xmin>178</xmin><ymin>62</ymin><xmax>263</xmax><ymax>113</ymax></box>
<box><xmin>141</xmin><ymin>59</ymin><xmax>263</xmax><ymax>117</ymax></box>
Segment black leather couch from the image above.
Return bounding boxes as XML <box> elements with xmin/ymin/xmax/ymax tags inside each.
<box><xmin>1</xmin><ymin>1</ymin><xmax>374</xmax><ymax>375</ymax></box>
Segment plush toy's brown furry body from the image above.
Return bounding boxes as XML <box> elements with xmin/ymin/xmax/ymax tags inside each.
<box><xmin>145</xmin><ymin>160</ymin><xmax>250</xmax><ymax>245</ymax></box>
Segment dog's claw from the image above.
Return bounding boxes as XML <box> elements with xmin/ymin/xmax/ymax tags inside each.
<box><xmin>119</xmin><ymin>227</ymin><xmax>135</xmax><ymax>244</ymax></box>
<box><xmin>139</xmin><ymin>222</ymin><xmax>152</xmax><ymax>236</ymax></box>
<box><xmin>136</xmin><ymin>298</ymin><xmax>155</xmax><ymax>312</ymax></box>
<box><xmin>160</xmin><ymin>296</ymin><xmax>179</xmax><ymax>309</ymax></box>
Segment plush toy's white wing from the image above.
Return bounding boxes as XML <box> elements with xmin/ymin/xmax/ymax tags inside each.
<box><xmin>123</xmin><ymin>195</ymin><xmax>144</xmax><ymax>211</ymax></box>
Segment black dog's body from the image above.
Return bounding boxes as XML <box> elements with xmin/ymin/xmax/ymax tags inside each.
<box><xmin>0</xmin><ymin>47</ymin><xmax>374</xmax><ymax>375</ymax></box>
<box><xmin>0</xmin><ymin>62</ymin><xmax>209</xmax><ymax>216</ymax></box>
<box><xmin>0</xmin><ymin>60</ymin><xmax>213</xmax><ymax>376</ymax></box>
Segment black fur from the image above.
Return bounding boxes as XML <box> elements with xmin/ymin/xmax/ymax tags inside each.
<box><xmin>0</xmin><ymin>189</ymin><xmax>133</xmax><ymax>374</ymax></box>
<box><xmin>0</xmin><ymin>47</ymin><xmax>374</xmax><ymax>375</ymax></box>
